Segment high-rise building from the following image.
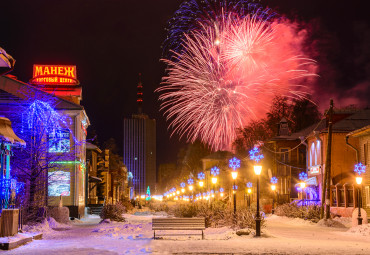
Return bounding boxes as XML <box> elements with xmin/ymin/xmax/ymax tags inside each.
<box><xmin>123</xmin><ymin>74</ymin><xmax>156</xmax><ymax>195</ymax></box>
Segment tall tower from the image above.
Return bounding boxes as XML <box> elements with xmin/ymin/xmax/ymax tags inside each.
<box><xmin>123</xmin><ymin>74</ymin><xmax>156</xmax><ymax>195</ymax></box>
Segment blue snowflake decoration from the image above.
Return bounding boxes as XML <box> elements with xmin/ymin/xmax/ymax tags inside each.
<box><xmin>207</xmin><ymin>191</ymin><xmax>210</xmax><ymax>195</ymax></box>
<box><xmin>211</xmin><ymin>190</ymin><xmax>214</xmax><ymax>194</ymax></box>
<box><xmin>180</xmin><ymin>182</ymin><xmax>186</xmax><ymax>188</ymax></box>
<box><xmin>229</xmin><ymin>157</ymin><xmax>241</xmax><ymax>171</ymax></box>
<box><xmin>187</xmin><ymin>178</ymin><xmax>194</xmax><ymax>185</ymax></box>
<box><xmin>246</xmin><ymin>182</ymin><xmax>253</xmax><ymax>188</ymax></box>
<box><xmin>197</xmin><ymin>172</ymin><xmax>205</xmax><ymax>180</ymax></box>
<box><xmin>299</xmin><ymin>172</ymin><xmax>308</xmax><ymax>181</ymax></box>
<box><xmin>203</xmin><ymin>192</ymin><xmax>206</xmax><ymax>197</ymax></box>
<box><xmin>219</xmin><ymin>187</ymin><xmax>224</xmax><ymax>192</ymax></box>
<box><xmin>249</xmin><ymin>147</ymin><xmax>264</xmax><ymax>163</ymax></box>
<box><xmin>354</xmin><ymin>163</ymin><xmax>366</xmax><ymax>175</ymax></box>
<box><xmin>270</xmin><ymin>177</ymin><xmax>278</xmax><ymax>184</ymax></box>
<box><xmin>211</xmin><ymin>166</ymin><xmax>220</xmax><ymax>176</ymax></box>
<box><xmin>233</xmin><ymin>185</ymin><xmax>238</xmax><ymax>190</ymax></box>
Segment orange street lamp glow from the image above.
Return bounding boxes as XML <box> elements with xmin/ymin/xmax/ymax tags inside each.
<box><xmin>199</xmin><ymin>181</ymin><xmax>204</xmax><ymax>187</ymax></box>
<box><xmin>211</xmin><ymin>177</ymin><xmax>217</xmax><ymax>184</ymax></box>
<box><xmin>231</xmin><ymin>171</ymin><xmax>238</xmax><ymax>180</ymax></box>
<box><xmin>254</xmin><ymin>165</ymin><xmax>262</xmax><ymax>175</ymax></box>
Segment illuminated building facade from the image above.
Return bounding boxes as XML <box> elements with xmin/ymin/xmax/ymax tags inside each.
<box><xmin>0</xmin><ymin>65</ymin><xmax>89</xmax><ymax>218</ymax></box>
<box><xmin>123</xmin><ymin>75</ymin><xmax>156</xmax><ymax>195</ymax></box>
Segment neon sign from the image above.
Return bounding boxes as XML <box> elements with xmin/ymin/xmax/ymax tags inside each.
<box><xmin>30</xmin><ymin>65</ymin><xmax>79</xmax><ymax>86</ymax></box>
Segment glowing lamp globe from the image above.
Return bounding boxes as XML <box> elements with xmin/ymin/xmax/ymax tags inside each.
<box><xmin>199</xmin><ymin>181</ymin><xmax>204</xmax><ymax>187</ymax></box>
<box><xmin>247</xmin><ymin>188</ymin><xmax>252</xmax><ymax>194</ymax></box>
<box><xmin>271</xmin><ymin>184</ymin><xmax>276</xmax><ymax>191</ymax></box>
<box><xmin>231</xmin><ymin>171</ymin><xmax>238</xmax><ymax>180</ymax></box>
<box><xmin>300</xmin><ymin>182</ymin><xmax>306</xmax><ymax>189</ymax></box>
<box><xmin>220</xmin><ymin>192</ymin><xmax>224</xmax><ymax>197</ymax></box>
<box><xmin>356</xmin><ymin>176</ymin><xmax>363</xmax><ymax>185</ymax></box>
<box><xmin>211</xmin><ymin>177</ymin><xmax>217</xmax><ymax>184</ymax></box>
<box><xmin>254</xmin><ymin>165</ymin><xmax>262</xmax><ymax>175</ymax></box>
<box><xmin>181</xmin><ymin>188</ymin><xmax>185</xmax><ymax>193</ymax></box>
<box><xmin>189</xmin><ymin>185</ymin><xmax>194</xmax><ymax>191</ymax></box>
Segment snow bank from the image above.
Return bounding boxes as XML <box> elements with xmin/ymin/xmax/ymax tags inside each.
<box><xmin>266</xmin><ymin>214</ymin><xmax>315</xmax><ymax>226</ymax></box>
<box><xmin>22</xmin><ymin>216</ymin><xmax>71</xmax><ymax>233</ymax></box>
<box><xmin>317</xmin><ymin>218</ymin><xmax>346</xmax><ymax>228</ymax></box>
<box><xmin>347</xmin><ymin>224</ymin><xmax>370</xmax><ymax>236</ymax></box>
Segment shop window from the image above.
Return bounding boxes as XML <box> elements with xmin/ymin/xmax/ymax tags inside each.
<box><xmin>347</xmin><ymin>189</ymin><xmax>354</xmax><ymax>207</ymax></box>
<box><xmin>331</xmin><ymin>189</ymin><xmax>337</xmax><ymax>207</ymax></box>
<box><xmin>339</xmin><ymin>189</ymin><xmax>345</xmax><ymax>207</ymax></box>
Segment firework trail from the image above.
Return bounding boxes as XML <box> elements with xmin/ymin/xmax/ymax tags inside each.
<box><xmin>158</xmin><ymin>1</ymin><xmax>317</xmax><ymax>151</ymax></box>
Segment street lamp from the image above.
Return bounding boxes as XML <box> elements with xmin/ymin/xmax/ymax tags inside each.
<box><xmin>299</xmin><ymin>172</ymin><xmax>308</xmax><ymax>207</ymax></box>
<box><xmin>354</xmin><ymin>163</ymin><xmax>366</xmax><ymax>225</ymax></box>
<box><xmin>231</xmin><ymin>171</ymin><xmax>238</xmax><ymax>214</ymax></box>
<box><xmin>229</xmin><ymin>157</ymin><xmax>241</xmax><ymax>215</ymax></box>
<box><xmin>254</xmin><ymin>164</ymin><xmax>262</xmax><ymax>237</ymax></box>
<box><xmin>246</xmin><ymin>182</ymin><xmax>252</xmax><ymax>209</ymax></box>
<box><xmin>270</xmin><ymin>177</ymin><xmax>278</xmax><ymax>214</ymax></box>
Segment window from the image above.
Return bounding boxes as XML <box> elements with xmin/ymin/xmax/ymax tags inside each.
<box><xmin>339</xmin><ymin>189</ymin><xmax>345</xmax><ymax>207</ymax></box>
<box><xmin>280</xmin><ymin>148</ymin><xmax>289</xmax><ymax>163</ymax></box>
<box><xmin>48</xmin><ymin>129</ymin><xmax>70</xmax><ymax>153</ymax></box>
<box><xmin>310</xmin><ymin>142</ymin><xmax>315</xmax><ymax>167</ymax></box>
<box><xmin>365</xmin><ymin>143</ymin><xmax>368</xmax><ymax>166</ymax></box>
<box><xmin>316</xmin><ymin>140</ymin><xmax>321</xmax><ymax>165</ymax></box>
<box><xmin>365</xmin><ymin>186</ymin><xmax>370</xmax><ymax>207</ymax></box>
<box><xmin>331</xmin><ymin>189</ymin><xmax>337</xmax><ymax>207</ymax></box>
<box><xmin>347</xmin><ymin>189</ymin><xmax>354</xmax><ymax>207</ymax></box>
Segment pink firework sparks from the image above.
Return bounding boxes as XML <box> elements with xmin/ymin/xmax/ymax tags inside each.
<box><xmin>157</xmin><ymin>13</ymin><xmax>317</xmax><ymax>151</ymax></box>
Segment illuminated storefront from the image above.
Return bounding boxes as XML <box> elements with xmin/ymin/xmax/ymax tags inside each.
<box><xmin>0</xmin><ymin>64</ymin><xmax>89</xmax><ymax>218</ymax></box>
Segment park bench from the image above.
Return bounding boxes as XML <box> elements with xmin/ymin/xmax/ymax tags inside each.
<box><xmin>152</xmin><ymin>217</ymin><xmax>205</xmax><ymax>240</ymax></box>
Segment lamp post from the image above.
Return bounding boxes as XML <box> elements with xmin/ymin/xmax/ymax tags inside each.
<box><xmin>210</xmin><ymin>167</ymin><xmax>220</xmax><ymax>204</ymax></box>
<box><xmin>250</xmin><ymin>146</ymin><xmax>264</xmax><ymax>237</ymax></box>
<box><xmin>188</xmin><ymin>178</ymin><xmax>194</xmax><ymax>201</ymax></box>
<box><xmin>231</xmin><ymin>171</ymin><xmax>238</xmax><ymax>214</ymax></box>
<box><xmin>356</xmin><ymin>176</ymin><xmax>363</xmax><ymax>225</ymax></box>
<box><xmin>254</xmin><ymin>164</ymin><xmax>262</xmax><ymax>237</ymax></box>
<box><xmin>299</xmin><ymin>182</ymin><xmax>306</xmax><ymax>207</ymax></box>
<box><xmin>299</xmin><ymin>172</ymin><xmax>308</xmax><ymax>207</ymax></box>
<box><xmin>246</xmin><ymin>182</ymin><xmax>252</xmax><ymax>209</ymax></box>
<box><xmin>354</xmin><ymin>163</ymin><xmax>366</xmax><ymax>225</ymax></box>
<box><xmin>270</xmin><ymin>177</ymin><xmax>278</xmax><ymax>214</ymax></box>
<box><xmin>229</xmin><ymin>157</ymin><xmax>241</xmax><ymax>215</ymax></box>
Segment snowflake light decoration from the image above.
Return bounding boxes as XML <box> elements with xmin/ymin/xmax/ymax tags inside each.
<box><xmin>246</xmin><ymin>182</ymin><xmax>253</xmax><ymax>188</ymax></box>
<box><xmin>211</xmin><ymin>166</ymin><xmax>220</xmax><ymax>176</ymax></box>
<box><xmin>270</xmin><ymin>177</ymin><xmax>278</xmax><ymax>184</ymax></box>
<box><xmin>299</xmin><ymin>172</ymin><xmax>308</xmax><ymax>181</ymax></box>
<box><xmin>180</xmin><ymin>182</ymin><xmax>186</xmax><ymax>188</ymax></box>
<box><xmin>211</xmin><ymin>190</ymin><xmax>214</xmax><ymax>194</ymax></box>
<box><xmin>354</xmin><ymin>163</ymin><xmax>366</xmax><ymax>175</ymax></box>
<box><xmin>249</xmin><ymin>147</ymin><xmax>264</xmax><ymax>163</ymax></box>
<box><xmin>188</xmin><ymin>178</ymin><xmax>194</xmax><ymax>185</ymax></box>
<box><xmin>233</xmin><ymin>185</ymin><xmax>238</xmax><ymax>190</ymax></box>
<box><xmin>198</xmin><ymin>172</ymin><xmax>205</xmax><ymax>180</ymax></box>
<box><xmin>229</xmin><ymin>157</ymin><xmax>241</xmax><ymax>171</ymax></box>
<box><xmin>219</xmin><ymin>187</ymin><xmax>224</xmax><ymax>193</ymax></box>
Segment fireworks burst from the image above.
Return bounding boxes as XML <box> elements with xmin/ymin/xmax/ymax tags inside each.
<box><xmin>158</xmin><ymin>2</ymin><xmax>317</xmax><ymax>151</ymax></box>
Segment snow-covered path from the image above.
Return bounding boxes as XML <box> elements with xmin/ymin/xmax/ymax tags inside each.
<box><xmin>2</xmin><ymin>214</ymin><xmax>370</xmax><ymax>254</ymax></box>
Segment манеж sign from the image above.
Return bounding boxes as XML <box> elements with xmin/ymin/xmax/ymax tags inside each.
<box><xmin>30</xmin><ymin>64</ymin><xmax>79</xmax><ymax>86</ymax></box>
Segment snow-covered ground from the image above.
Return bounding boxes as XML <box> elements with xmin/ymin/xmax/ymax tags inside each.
<box><xmin>2</xmin><ymin>213</ymin><xmax>370</xmax><ymax>254</ymax></box>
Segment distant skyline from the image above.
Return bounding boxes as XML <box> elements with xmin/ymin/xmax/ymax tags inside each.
<box><xmin>1</xmin><ymin>0</ymin><xmax>369</xmax><ymax>165</ymax></box>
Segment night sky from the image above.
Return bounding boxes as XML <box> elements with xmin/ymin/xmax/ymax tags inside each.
<box><xmin>1</xmin><ymin>0</ymin><xmax>369</xmax><ymax>165</ymax></box>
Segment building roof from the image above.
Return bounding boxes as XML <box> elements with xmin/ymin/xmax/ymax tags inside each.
<box><xmin>346</xmin><ymin>124</ymin><xmax>370</xmax><ymax>137</ymax></box>
<box><xmin>305</xmin><ymin>108</ymin><xmax>370</xmax><ymax>138</ymax></box>
<box><xmin>0</xmin><ymin>75</ymin><xmax>84</xmax><ymax>111</ymax></box>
